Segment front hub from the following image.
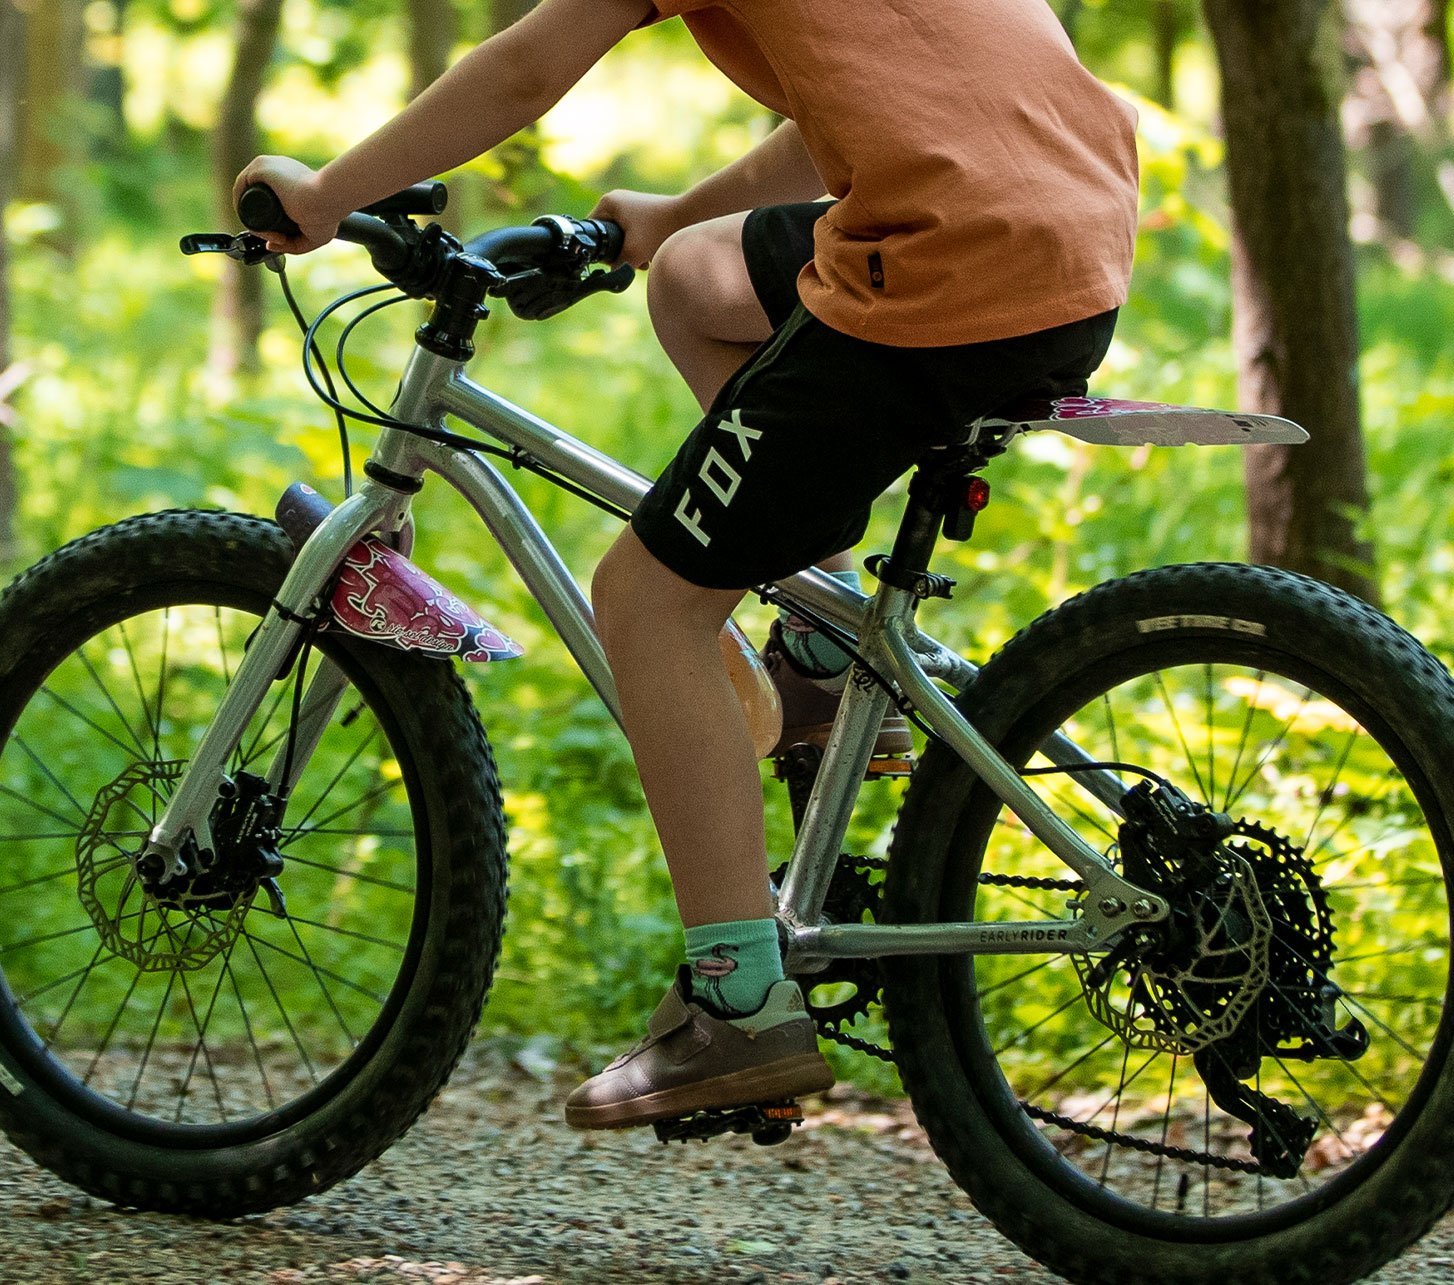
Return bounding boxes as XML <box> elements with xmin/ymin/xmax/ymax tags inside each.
<box><xmin>78</xmin><ymin>764</ymin><xmax>285</xmax><ymax>972</ymax></box>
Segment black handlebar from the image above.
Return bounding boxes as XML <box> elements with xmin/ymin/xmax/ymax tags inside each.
<box><xmin>234</xmin><ymin>182</ymin><xmax>631</xmax><ymax>331</ymax></box>
<box><xmin>237</xmin><ymin>185</ymin><xmax>302</xmax><ymax>239</ymax></box>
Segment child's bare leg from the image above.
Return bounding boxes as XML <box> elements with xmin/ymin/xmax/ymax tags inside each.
<box><xmin>648</xmin><ymin>211</ymin><xmax>767</xmax><ymax>414</ymax></box>
<box><xmin>592</xmin><ymin>527</ymin><xmax>771</xmax><ymax>928</ymax></box>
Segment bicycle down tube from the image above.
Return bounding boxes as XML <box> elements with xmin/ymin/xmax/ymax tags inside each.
<box><xmin>144</xmin><ymin>344</ymin><xmax>1162</xmax><ymax>954</ymax></box>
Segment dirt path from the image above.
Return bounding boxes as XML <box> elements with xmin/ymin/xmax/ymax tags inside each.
<box><xmin>0</xmin><ymin>1041</ymin><xmax>1452</xmax><ymax>1285</ymax></box>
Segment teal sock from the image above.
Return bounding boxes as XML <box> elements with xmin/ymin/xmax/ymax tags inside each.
<box><xmin>779</xmin><ymin>570</ymin><xmax>861</xmax><ymax>678</ymax></box>
<box><xmin>684</xmin><ymin>918</ymin><xmax>784</xmax><ymax>1017</ymax></box>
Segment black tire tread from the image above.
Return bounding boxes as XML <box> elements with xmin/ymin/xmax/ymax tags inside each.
<box><xmin>884</xmin><ymin>562</ymin><xmax>1454</xmax><ymax>1284</ymax></box>
<box><xmin>0</xmin><ymin>510</ymin><xmax>508</xmax><ymax>1217</ymax></box>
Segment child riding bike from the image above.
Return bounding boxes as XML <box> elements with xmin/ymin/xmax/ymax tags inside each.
<box><xmin>235</xmin><ymin>0</ymin><xmax>1139</xmax><ymax>1130</ymax></box>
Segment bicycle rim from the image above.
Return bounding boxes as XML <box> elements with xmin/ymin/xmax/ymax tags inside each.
<box><xmin>957</xmin><ymin>641</ymin><xmax>1452</xmax><ymax>1234</ymax></box>
<box><xmin>0</xmin><ymin>594</ymin><xmax>431</xmax><ymax>1143</ymax></box>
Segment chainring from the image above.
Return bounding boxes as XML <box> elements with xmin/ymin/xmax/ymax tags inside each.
<box><xmin>773</xmin><ymin>854</ymin><xmax>885</xmax><ymax>1031</ymax></box>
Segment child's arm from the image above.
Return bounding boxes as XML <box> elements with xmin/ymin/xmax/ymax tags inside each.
<box><xmin>234</xmin><ymin>0</ymin><xmax>653</xmax><ymax>252</ymax></box>
<box><xmin>593</xmin><ymin>120</ymin><xmax>825</xmax><ymax>268</ymax></box>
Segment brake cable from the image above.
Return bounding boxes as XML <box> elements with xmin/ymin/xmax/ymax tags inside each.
<box><xmin>273</xmin><ymin>259</ymin><xmax>632</xmax><ymax>522</ymax></box>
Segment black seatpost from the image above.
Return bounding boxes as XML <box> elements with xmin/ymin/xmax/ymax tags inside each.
<box><xmin>887</xmin><ymin>465</ymin><xmax>950</xmax><ymax>578</ymax></box>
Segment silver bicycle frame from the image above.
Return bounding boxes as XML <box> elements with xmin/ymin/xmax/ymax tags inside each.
<box><xmin>144</xmin><ymin>339</ymin><xmax>1166</xmax><ymax>960</ymax></box>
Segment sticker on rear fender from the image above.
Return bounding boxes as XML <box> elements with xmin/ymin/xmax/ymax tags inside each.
<box><xmin>1137</xmin><ymin>615</ymin><xmax>1267</xmax><ymax>636</ymax></box>
<box><xmin>0</xmin><ymin>1062</ymin><xmax>21</xmax><ymax>1096</ymax></box>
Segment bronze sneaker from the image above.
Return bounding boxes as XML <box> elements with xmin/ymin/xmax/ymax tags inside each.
<box><xmin>760</xmin><ymin>619</ymin><xmax>913</xmax><ymax>759</ymax></box>
<box><xmin>564</xmin><ymin>969</ymin><xmax>835</xmax><ymax>1130</ymax></box>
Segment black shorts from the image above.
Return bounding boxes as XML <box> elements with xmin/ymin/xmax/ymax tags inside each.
<box><xmin>631</xmin><ymin>201</ymin><xmax>1117</xmax><ymax>590</ymax></box>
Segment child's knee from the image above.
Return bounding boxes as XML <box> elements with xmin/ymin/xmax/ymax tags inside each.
<box><xmin>647</xmin><ymin>219</ymin><xmax>758</xmax><ymax>345</ymax></box>
<box><xmin>645</xmin><ymin>227</ymin><xmax>701</xmax><ymax>337</ymax></box>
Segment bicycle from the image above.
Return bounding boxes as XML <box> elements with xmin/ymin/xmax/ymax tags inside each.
<box><xmin>0</xmin><ymin>181</ymin><xmax>1450</xmax><ymax>1285</ymax></box>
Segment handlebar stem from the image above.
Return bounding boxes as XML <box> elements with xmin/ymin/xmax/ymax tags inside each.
<box><xmin>415</xmin><ymin>252</ymin><xmax>501</xmax><ymax>362</ymax></box>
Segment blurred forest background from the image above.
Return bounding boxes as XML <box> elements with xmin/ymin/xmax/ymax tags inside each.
<box><xmin>0</xmin><ymin>0</ymin><xmax>1452</xmax><ymax>1083</ymax></box>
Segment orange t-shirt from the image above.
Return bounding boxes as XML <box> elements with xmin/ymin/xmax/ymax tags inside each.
<box><xmin>641</xmin><ymin>0</ymin><xmax>1140</xmax><ymax>347</ymax></box>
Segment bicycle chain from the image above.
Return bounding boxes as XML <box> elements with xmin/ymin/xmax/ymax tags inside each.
<box><xmin>813</xmin><ymin>865</ymin><xmax>1081</xmax><ymax>1065</ymax></box>
<box><xmin>828</xmin><ymin>865</ymin><xmax>1262</xmax><ymax>1174</ymax></box>
<box><xmin>1020</xmin><ymin>1101</ymin><xmax>1266</xmax><ymax>1175</ymax></box>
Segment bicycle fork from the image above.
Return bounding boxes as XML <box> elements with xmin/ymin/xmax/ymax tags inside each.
<box><xmin>140</xmin><ymin>481</ymin><xmax>409</xmax><ymax>880</ymax></box>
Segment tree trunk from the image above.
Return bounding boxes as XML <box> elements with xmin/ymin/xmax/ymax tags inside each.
<box><xmin>210</xmin><ymin>0</ymin><xmax>285</xmax><ymax>378</ymax></box>
<box><xmin>0</xmin><ymin>0</ymin><xmax>25</xmax><ymax>560</ymax></box>
<box><xmin>1202</xmin><ymin>0</ymin><xmax>1378</xmax><ymax>603</ymax></box>
<box><xmin>409</xmin><ymin>0</ymin><xmax>457</xmax><ymax>102</ymax></box>
<box><xmin>1343</xmin><ymin>0</ymin><xmax>1450</xmax><ymax>241</ymax></box>
<box><xmin>1151</xmin><ymin>0</ymin><xmax>1182</xmax><ymax>109</ymax></box>
<box><xmin>16</xmin><ymin>0</ymin><xmax>86</xmax><ymax>254</ymax></box>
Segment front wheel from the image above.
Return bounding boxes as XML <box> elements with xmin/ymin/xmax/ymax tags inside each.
<box><xmin>0</xmin><ymin>510</ymin><xmax>507</xmax><ymax>1216</ymax></box>
<box><xmin>884</xmin><ymin>563</ymin><xmax>1454</xmax><ymax>1284</ymax></box>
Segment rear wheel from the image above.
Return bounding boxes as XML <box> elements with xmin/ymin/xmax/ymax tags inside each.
<box><xmin>884</xmin><ymin>564</ymin><xmax>1454</xmax><ymax>1283</ymax></box>
<box><xmin>0</xmin><ymin>510</ymin><xmax>507</xmax><ymax>1216</ymax></box>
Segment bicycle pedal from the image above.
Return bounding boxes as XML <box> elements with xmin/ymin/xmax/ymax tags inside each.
<box><xmin>652</xmin><ymin>1100</ymin><xmax>804</xmax><ymax>1147</ymax></box>
<box><xmin>865</xmin><ymin>754</ymin><xmax>913</xmax><ymax>778</ymax></box>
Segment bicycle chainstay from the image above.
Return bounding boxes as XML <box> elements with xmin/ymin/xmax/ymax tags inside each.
<box><xmin>807</xmin><ymin>862</ymin><xmax>1085</xmax><ymax>1064</ymax></box>
<box><xmin>821</xmin><ymin>864</ymin><xmax>1271</xmax><ymax>1175</ymax></box>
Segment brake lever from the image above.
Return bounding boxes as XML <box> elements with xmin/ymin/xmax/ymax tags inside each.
<box><xmin>179</xmin><ymin>232</ymin><xmax>282</xmax><ymax>270</ymax></box>
<box><xmin>499</xmin><ymin>263</ymin><xmax>636</xmax><ymax>322</ymax></box>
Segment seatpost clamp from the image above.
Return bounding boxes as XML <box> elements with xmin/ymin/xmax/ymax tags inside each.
<box><xmin>864</xmin><ymin>554</ymin><xmax>955</xmax><ymax>600</ymax></box>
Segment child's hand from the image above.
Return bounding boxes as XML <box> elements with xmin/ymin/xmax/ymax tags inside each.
<box><xmin>232</xmin><ymin>157</ymin><xmax>347</xmax><ymax>255</ymax></box>
<box><xmin>589</xmin><ymin>190</ymin><xmax>684</xmax><ymax>269</ymax></box>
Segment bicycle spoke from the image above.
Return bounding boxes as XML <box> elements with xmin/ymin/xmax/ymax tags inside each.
<box><xmin>278</xmin><ymin>726</ymin><xmax>380</xmax><ymax>838</ymax></box>
<box><xmin>117</xmin><ymin>619</ymin><xmax>159</xmax><ymax>753</ymax></box>
<box><xmin>277</xmin><ymin>851</ymin><xmax>414</xmax><ymax>895</ymax></box>
<box><xmin>2</xmin><ymin>911</ymin><xmax>141</xmax><ymax>960</ymax></box>
<box><xmin>1154</xmin><ymin>671</ymin><xmax>1209</xmax><ymax>803</ymax></box>
<box><xmin>82</xmin><ymin>955</ymin><xmax>149</xmax><ymax>1087</ymax></box>
<box><xmin>1025</xmin><ymin>1029</ymin><xmax>1119</xmax><ymax>1103</ymax></box>
<box><xmin>223</xmin><ymin>947</ymin><xmax>276</xmax><ymax>1111</ymax></box>
<box><xmin>153</xmin><ymin>607</ymin><xmax>170</xmax><ymax>766</ymax></box>
<box><xmin>241</xmin><ymin>930</ymin><xmax>319</xmax><ymax>1086</ymax></box>
<box><xmin>994</xmin><ymin>992</ymin><xmax>1086</xmax><ymax>1057</ymax></box>
<box><xmin>1220</xmin><ymin>669</ymin><xmax>1264</xmax><ymax>813</ymax></box>
<box><xmin>0</xmin><ymin>853</ymin><xmax>127</xmax><ymax>899</ymax></box>
<box><xmin>242</xmin><ymin>929</ymin><xmax>387</xmax><ymax>1006</ymax></box>
<box><xmin>39</xmin><ymin>683</ymin><xmax>147</xmax><ymax>761</ymax></box>
<box><xmin>1098</xmin><ymin>1035</ymin><xmax>1137</xmax><ymax>1186</ymax></box>
<box><xmin>43</xmin><ymin>939</ymin><xmax>108</xmax><ymax>1049</ymax></box>
<box><xmin>281</xmin><ymin>914</ymin><xmax>359</xmax><ymax>1046</ymax></box>
<box><xmin>285</xmin><ymin>914</ymin><xmax>407</xmax><ymax>953</ymax></box>
<box><xmin>0</xmin><ymin>782</ymin><xmax>90</xmax><ymax>833</ymax></box>
<box><xmin>282</xmin><ymin>757</ymin><xmax>397</xmax><ymax>844</ymax></box>
<box><xmin>77</xmin><ymin>644</ymin><xmax>150</xmax><ymax>760</ymax></box>
<box><xmin>1151</xmin><ymin>1053</ymin><xmax>1179</xmax><ymax>1211</ymax></box>
<box><xmin>1204</xmin><ymin>662</ymin><xmax>1215</xmax><ymax>809</ymax></box>
<box><xmin>124</xmin><ymin>922</ymin><xmax>187</xmax><ymax>1112</ymax></box>
<box><xmin>238</xmin><ymin>681</ymin><xmax>295</xmax><ymax>771</ymax></box>
<box><xmin>1298</xmin><ymin>725</ymin><xmax>1360</xmax><ymax>856</ymax></box>
<box><xmin>163</xmin><ymin>915</ymin><xmax>231</xmax><ymax>1125</ymax></box>
<box><xmin>1223</xmin><ymin>684</ymin><xmax>1312</xmax><ymax>813</ymax></box>
<box><xmin>976</xmin><ymin>956</ymin><xmax>1064</xmax><ymax>1000</ymax></box>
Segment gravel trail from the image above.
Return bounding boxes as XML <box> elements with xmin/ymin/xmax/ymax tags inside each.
<box><xmin>1</xmin><ymin>1040</ymin><xmax>1452</xmax><ymax>1285</ymax></box>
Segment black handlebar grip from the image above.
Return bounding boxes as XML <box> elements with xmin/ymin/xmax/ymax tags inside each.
<box><xmin>361</xmin><ymin>183</ymin><xmax>449</xmax><ymax>218</ymax></box>
<box><xmin>597</xmin><ymin>220</ymin><xmax>626</xmax><ymax>264</ymax></box>
<box><xmin>238</xmin><ymin>185</ymin><xmax>302</xmax><ymax>240</ymax></box>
